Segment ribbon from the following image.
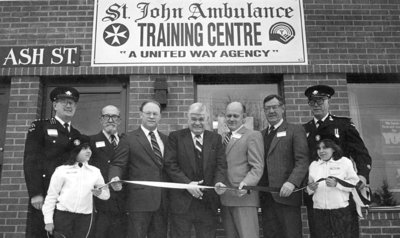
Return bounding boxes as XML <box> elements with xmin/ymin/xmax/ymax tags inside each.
<box><xmin>98</xmin><ymin>180</ymin><xmax>281</xmax><ymax>193</ymax></box>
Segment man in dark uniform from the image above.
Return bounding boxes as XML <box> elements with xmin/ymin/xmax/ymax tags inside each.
<box><xmin>89</xmin><ymin>105</ymin><xmax>127</xmax><ymax>238</ymax></box>
<box><xmin>303</xmin><ymin>85</ymin><xmax>372</xmax><ymax>238</ymax></box>
<box><xmin>23</xmin><ymin>87</ymin><xmax>82</xmax><ymax>238</ymax></box>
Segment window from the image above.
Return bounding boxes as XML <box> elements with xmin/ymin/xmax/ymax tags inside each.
<box><xmin>348</xmin><ymin>83</ymin><xmax>400</xmax><ymax>197</ymax></box>
<box><xmin>196</xmin><ymin>75</ymin><xmax>280</xmax><ymax>134</ymax></box>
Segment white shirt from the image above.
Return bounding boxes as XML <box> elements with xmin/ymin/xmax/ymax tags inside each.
<box><xmin>42</xmin><ymin>162</ymin><xmax>110</xmax><ymax>224</ymax></box>
<box><xmin>308</xmin><ymin>157</ymin><xmax>359</xmax><ymax>209</ymax></box>
<box><xmin>141</xmin><ymin>125</ymin><xmax>164</xmax><ymax>156</ymax></box>
<box><xmin>191</xmin><ymin>131</ymin><xmax>204</xmax><ymax>145</ymax></box>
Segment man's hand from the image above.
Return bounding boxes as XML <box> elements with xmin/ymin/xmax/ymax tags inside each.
<box><xmin>358</xmin><ymin>175</ymin><xmax>367</xmax><ymax>189</ymax></box>
<box><xmin>110</xmin><ymin>177</ymin><xmax>122</xmax><ymax>191</ymax></box>
<box><xmin>45</xmin><ymin>223</ymin><xmax>54</xmax><ymax>235</ymax></box>
<box><xmin>31</xmin><ymin>195</ymin><xmax>44</xmax><ymax>210</ymax></box>
<box><xmin>280</xmin><ymin>182</ymin><xmax>295</xmax><ymax>197</ymax></box>
<box><xmin>187</xmin><ymin>180</ymin><xmax>204</xmax><ymax>199</ymax></box>
<box><xmin>237</xmin><ymin>181</ymin><xmax>248</xmax><ymax>197</ymax></box>
<box><xmin>214</xmin><ymin>182</ymin><xmax>227</xmax><ymax>195</ymax></box>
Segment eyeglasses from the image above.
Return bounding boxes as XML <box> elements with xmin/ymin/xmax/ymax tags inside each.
<box><xmin>264</xmin><ymin>104</ymin><xmax>282</xmax><ymax>111</ymax></box>
<box><xmin>101</xmin><ymin>114</ymin><xmax>120</xmax><ymax>121</ymax></box>
<box><xmin>57</xmin><ymin>99</ymin><xmax>76</xmax><ymax>106</ymax></box>
<box><xmin>142</xmin><ymin>111</ymin><xmax>160</xmax><ymax>117</ymax></box>
<box><xmin>308</xmin><ymin>98</ymin><xmax>327</xmax><ymax>106</ymax></box>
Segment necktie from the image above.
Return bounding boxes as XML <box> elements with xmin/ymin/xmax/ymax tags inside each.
<box><xmin>64</xmin><ymin>123</ymin><xmax>70</xmax><ymax>133</ymax></box>
<box><xmin>195</xmin><ymin>135</ymin><xmax>203</xmax><ymax>153</ymax></box>
<box><xmin>78</xmin><ymin>162</ymin><xmax>83</xmax><ymax>168</ymax></box>
<box><xmin>149</xmin><ymin>131</ymin><xmax>163</xmax><ymax>164</ymax></box>
<box><xmin>316</xmin><ymin>120</ymin><xmax>323</xmax><ymax>128</ymax></box>
<box><xmin>268</xmin><ymin>125</ymin><xmax>275</xmax><ymax>134</ymax></box>
<box><xmin>110</xmin><ymin>134</ymin><xmax>118</xmax><ymax>148</ymax></box>
<box><xmin>223</xmin><ymin>132</ymin><xmax>232</xmax><ymax>146</ymax></box>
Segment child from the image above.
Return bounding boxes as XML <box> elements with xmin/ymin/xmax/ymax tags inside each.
<box><xmin>42</xmin><ymin>135</ymin><xmax>110</xmax><ymax>238</ymax></box>
<box><xmin>307</xmin><ymin>139</ymin><xmax>359</xmax><ymax>238</ymax></box>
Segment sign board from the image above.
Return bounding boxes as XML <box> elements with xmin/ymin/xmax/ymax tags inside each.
<box><xmin>0</xmin><ymin>46</ymin><xmax>80</xmax><ymax>67</ymax></box>
<box><xmin>381</xmin><ymin>119</ymin><xmax>400</xmax><ymax>154</ymax></box>
<box><xmin>92</xmin><ymin>0</ymin><xmax>307</xmax><ymax>66</ymax></box>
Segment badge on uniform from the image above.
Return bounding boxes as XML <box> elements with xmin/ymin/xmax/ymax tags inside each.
<box><xmin>47</xmin><ymin>129</ymin><xmax>58</xmax><ymax>137</ymax></box>
<box><xmin>96</xmin><ymin>141</ymin><xmax>106</xmax><ymax>148</ymax></box>
<box><xmin>334</xmin><ymin>128</ymin><xmax>340</xmax><ymax>138</ymax></box>
<box><xmin>277</xmin><ymin>131</ymin><xmax>286</xmax><ymax>137</ymax></box>
<box><xmin>315</xmin><ymin>135</ymin><xmax>321</xmax><ymax>141</ymax></box>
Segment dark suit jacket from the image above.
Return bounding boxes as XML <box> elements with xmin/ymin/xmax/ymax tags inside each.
<box><xmin>89</xmin><ymin>131</ymin><xmax>126</xmax><ymax>212</ymax></box>
<box><xmin>109</xmin><ymin>127</ymin><xmax>168</xmax><ymax>212</ymax></box>
<box><xmin>164</xmin><ymin>128</ymin><xmax>227</xmax><ymax>214</ymax></box>
<box><xmin>24</xmin><ymin>118</ymin><xmax>81</xmax><ymax>198</ymax></box>
<box><xmin>260</xmin><ymin>121</ymin><xmax>309</xmax><ymax>206</ymax></box>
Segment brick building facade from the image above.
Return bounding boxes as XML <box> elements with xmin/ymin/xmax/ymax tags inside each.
<box><xmin>1</xmin><ymin>0</ymin><xmax>400</xmax><ymax>237</ymax></box>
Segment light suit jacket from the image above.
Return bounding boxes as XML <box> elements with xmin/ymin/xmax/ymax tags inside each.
<box><xmin>220</xmin><ymin>126</ymin><xmax>264</xmax><ymax>207</ymax></box>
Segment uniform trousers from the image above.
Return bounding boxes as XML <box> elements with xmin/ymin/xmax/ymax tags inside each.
<box><xmin>169</xmin><ymin>199</ymin><xmax>217</xmax><ymax>238</ymax></box>
<box><xmin>25</xmin><ymin>203</ymin><xmax>46</xmax><ymax>238</ymax></box>
<box><xmin>54</xmin><ymin>209</ymin><xmax>92</xmax><ymax>238</ymax></box>
<box><xmin>221</xmin><ymin>206</ymin><xmax>259</xmax><ymax>238</ymax></box>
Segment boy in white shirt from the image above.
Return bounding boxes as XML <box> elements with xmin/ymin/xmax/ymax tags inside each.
<box><xmin>307</xmin><ymin>139</ymin><xmax>359</xmax><ymax>238</ymax></box>
<box><xmin>42</xmin><ymin>135</ymin><xmax>110</xmax><ymax>238</ymax></box>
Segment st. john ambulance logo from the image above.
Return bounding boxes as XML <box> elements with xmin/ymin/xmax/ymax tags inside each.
<box><xmin>269</xmin><ymin>22</ymin><xmax>295</xmax><ymax>44</ymax></box>
<box><xmin>103</xmin><ymin>23</ymin><xmax>129</xmax><ymax>47</ymax></box>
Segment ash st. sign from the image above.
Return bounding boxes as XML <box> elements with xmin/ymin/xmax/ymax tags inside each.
<box><xmin>92</xmin><ymin>0</ymin><xmax>307</xmax><ymax>66</ymax></box>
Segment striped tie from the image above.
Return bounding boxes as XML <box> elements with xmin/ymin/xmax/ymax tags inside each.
<box><xmin>195</xmin><ymin>135</ymin><xmax>203</xmax><ymax>153</ymax></box>
<box><xmin>149</xmin><ymin>131</ymin><xmax>163</xmax><ymax>163</ymax></box>
<box><xmin>110</xmin><ymin>134</ymin><xmax>118</xmax><ymax>149</ymax></box>
<box><xmin>223</xmin><ymin>132</ymin><xmax>232</xmax><ymax>146</ymax></box>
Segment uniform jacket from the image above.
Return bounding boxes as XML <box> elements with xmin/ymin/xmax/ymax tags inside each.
<box><xmin>220</xmin><ymin>126</ymin><xmax>264</xmax><ymax>207</ymax></box>
<box><xmin>259</xmin><ymin>121</ymin><xmax>309</xmax><ymax>206</ymax></box>
<box><xmin>164</xmin><ymin>128</ymin><xmax>227</xmax><ymax>214</ymax></box>
<box><xmin>89</xmin><ymin>131</ymin><xmax>126</xmax><ymax>212</ymax></box>
<box><xmin>303</xmin><ymin>114</ymin><xmax>372</xmax><ymax>181</ymax></box>
<box><xmin>109</xmin><ymin>127</ymin><xmax>168</xmax><ymax>212</ymax></box>
<box><xmin>23</xmin><ymin>118</ymin><xmax>81</xmax><ymax>198</ymax></box>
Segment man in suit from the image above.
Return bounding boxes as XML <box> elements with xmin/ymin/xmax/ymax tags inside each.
<box><xmin>23</xmin><ymin>87</ymin><xmax>82</xmax><ymax>238</ymax></box>
<box><xmin>220</xmin><ymin>101</ymin><xmax>264</xmax><ymax>238</ymax></box>
<box><xmin>258</xmin><ymin>94</ymin><xmax>309</xmax><ymax>238</ymax></box>
<box><xmin>89</xmin><ymin>105</ymin><xmax>126</xmax><ymax>238</ymax></box>
<box><xmin>303</xmin><ymin>85</ymin><xmax>372</xmax><ymax>238</ymax></box>
<box><xmin>109</xmin><ymin>100</ymin><xmax>168</xmax><ymax>238</ymax></box>
<box><xmin>164</xmin><ymin>102</ymin><xmax>227</xmax><ymax>238</ymax></box>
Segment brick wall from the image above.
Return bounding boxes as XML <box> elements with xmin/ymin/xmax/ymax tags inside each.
<box><xmin>0</xmin><ymin>77</ymin><xmax>41</xmax><ymax>237</ymax></box>
<box><xmin>1</xmin><ymin>0</ymin><xmax>400</xmax><ymax>75</ymax></box>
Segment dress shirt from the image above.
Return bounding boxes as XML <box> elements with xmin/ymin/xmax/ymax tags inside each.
<box><xmin>42</xmin><ymin>162</ymin><xmax>110</xmax><ymax>224</ymax></box>
<box><xmin>55</xmin><ymin>116</ymin><xmax>71</xmax><ymax>130</ymax></box>
<box><xmin>268</xmin><ymin>119</ymin><xmax>283</xmax><ymax>132</ymax></box>
<box><xmin>313</xmin><ymin>113</ymin><xmax>329</xmax><ymax>126</ymax></box>
<box><xmin>141</xmin><ymin>125</ymin><xmax>164</xmax><ymax>156</ymax></box>
<box><xmin>102</xmin><ymin>130</ymin><xmax>119</xmax><ymax>145</ymax></box>
<box><xmin>190</xmin><ymin>132</ymin><xmax>204</xmax><ymax>146</ymax></box>
<box><xmin>308</xmin><ymin>157</ymin><xmax>359</xmax><ymax>209</ymax></box>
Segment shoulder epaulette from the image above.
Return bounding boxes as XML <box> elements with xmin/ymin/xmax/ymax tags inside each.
<box><xmin>329</xmin><ymin>114</ymin><xmax>351</xmax><ymax>120</ymax></box>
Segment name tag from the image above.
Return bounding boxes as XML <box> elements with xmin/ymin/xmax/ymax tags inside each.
<box><xmin>47</xmin><ymin>129</ymin><xmax>58</xmax><ymax>137</ymax></box>
<box><xmin>277</xmin><ymin>131</ymin><xmax>286</xmax><ymax>137</ymax></box>
<box><xmin>96</xmin><ymin>141</ymin><xmax>106</xmax><ymax>148</ymax></box>
<box><xmin>232</xmin><ymin>134</ymin><xmax>242</xmax><ymax>139</ymax></box>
